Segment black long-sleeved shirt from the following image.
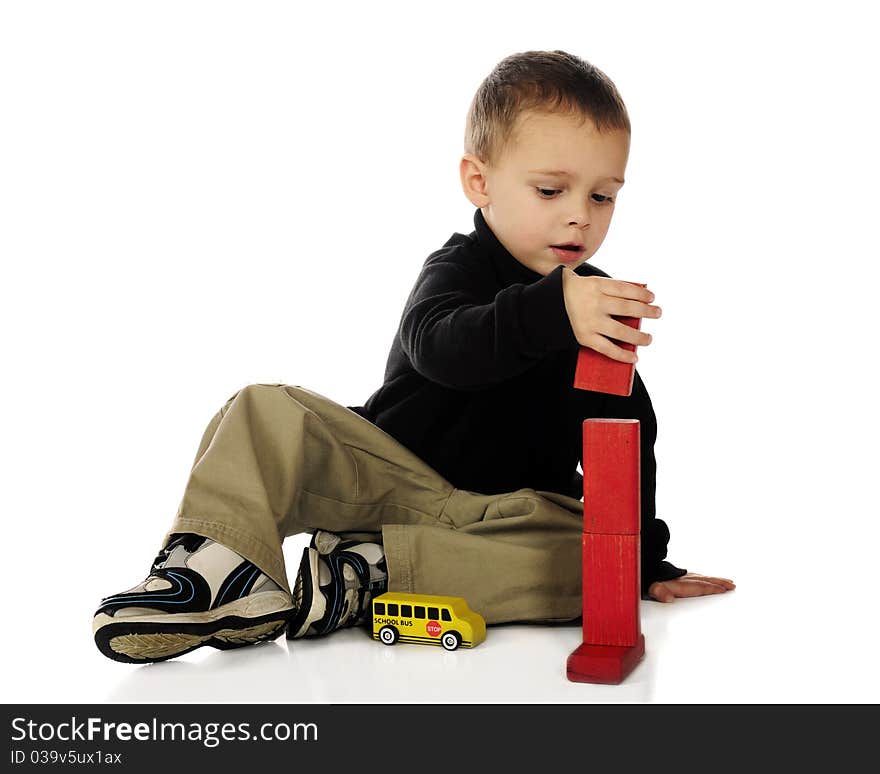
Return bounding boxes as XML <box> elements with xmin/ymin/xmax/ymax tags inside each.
<box><xmin>347</xmin><ymin>207</ymin><xmax>686</xmax><ymax>593</ymax></box>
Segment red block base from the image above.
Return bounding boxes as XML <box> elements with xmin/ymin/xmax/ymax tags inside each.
<box><xmin>565</xmin><ymin>634</ymin><xmax>646</xmax><ymax>684</ymax></box>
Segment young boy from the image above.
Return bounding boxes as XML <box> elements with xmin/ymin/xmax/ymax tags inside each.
<box><xmin>92</xmin><ymin>50</ymin><xmax>734</xmax><ymax>664</ymax></box>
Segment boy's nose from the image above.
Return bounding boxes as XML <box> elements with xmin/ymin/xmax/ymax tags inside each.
<box><xmin>568</xmin><ymin>209</ymin><xmax>591</xmax><ymax>228</ymax></box>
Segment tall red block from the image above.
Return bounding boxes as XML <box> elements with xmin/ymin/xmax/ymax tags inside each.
<box><xmin>581</xmin><ymin>418</ymin><xmax>640</xmax><ymax>535</ymax></box>
<box><xmin>573</xmin><ymin>281</ymin><xmax>646</xmax><ymax>397</ymax></box>
<box><xmin>567</xmin><ymin>418</ymin><xmax>645</xmax><ymax>684</ymax></box>
<box><xmin>582</xmin><ymin>533</ymin><xmax>640</xmax><ymax>646</ymax></box>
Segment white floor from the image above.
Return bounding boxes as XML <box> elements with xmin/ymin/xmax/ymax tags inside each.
<box><xmin>6</xmin><ymin>532</ymin><xmax>876</xmax><ymax>704</ymax></box>
<box><xmin>94</xmin><ymin>594</ymin><xmax>734</xmax><ymax>705</ymax></box>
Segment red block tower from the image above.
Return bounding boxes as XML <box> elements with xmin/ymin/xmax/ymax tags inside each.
<box><xmin>566</xmin><ymin>418</ymin><xmax>645</xmax><ymax>684</ymax></box>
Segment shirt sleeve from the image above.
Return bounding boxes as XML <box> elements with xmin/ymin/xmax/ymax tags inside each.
<box><xmin>398</xmin><ymin>261</ymin><xmax>578</xmax><ymax>390</ymax></box>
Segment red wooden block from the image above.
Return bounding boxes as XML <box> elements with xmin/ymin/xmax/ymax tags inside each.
<box><xmin>566</xmin><ymin>636</ymin><xmax>646</xmax><ymax>684</ymax></box>
<box><xmin>573</xmin><ymin>318</ymin><xmax>640</xmax><ymax>396</ymax></box>
<box><xmin>582</xmin><ymin>418</ymin><xmax>640</xmax><ymax>535</ymax></box>
<box><xmin>573</xmin><ymin>281</ymin><xmax>646</xmax><ymax>397</ymax></box>
<box><xmin>582</xmin><ymin>532</ymin><xmax>641</xmax><ymax>646</ymax></box>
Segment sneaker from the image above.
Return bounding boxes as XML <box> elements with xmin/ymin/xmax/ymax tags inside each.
<box><xmin>92</xmin><ymin>533</ymin><xmax>294</xmax><ymax>664</ymax></box>
<box><xmin>286</xmin><ymin>530</ymin><xmax>387</xmax><ymax>639</ymax></box>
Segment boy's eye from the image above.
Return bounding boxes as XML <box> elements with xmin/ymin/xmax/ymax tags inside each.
<box><xmin>535</xmin><ymin>187</ymin><xmax>614</xmax><ymax>204</ymax></box>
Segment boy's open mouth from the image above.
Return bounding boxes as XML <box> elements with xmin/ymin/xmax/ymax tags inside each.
<box><xmin>550</xmin><ymin>244</ymin><xmax>585</xmax><ymax>261</ymax></box>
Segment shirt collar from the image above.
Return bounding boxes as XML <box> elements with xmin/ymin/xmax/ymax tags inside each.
<box><xmin>472</xmin><ymin>207</ymin><xmax>544</xmax><ymax>286</ymax></box>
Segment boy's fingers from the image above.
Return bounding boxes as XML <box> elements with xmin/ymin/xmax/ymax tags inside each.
<box><xmin>600</xmin><ymin>319</ymin><xmax>652</xmax><ymax>347</ymax></box>
<box><xmin>669</xmin><ymin>579</ymin><xmax>729</xmax><ymax>597</ymax></box>
<box><xmin>607</xmin><ymin>280</ymin><xmax>654</xmax><ymax>303</ymax></box>
<box><xmin>652</xmin><ymin>574</ymin><xmax>737</xmax><ymax>602</ymax></box>
<box><xmin>607</xmin><ymin>298</ymin><xmax>663</xmax><ymax>319</ymax></box>
<box><xmin>686</xmin><ymin>573</ymin><xmax>736</xmax><ymax>588</ymax></box>
<box><xmin>587</xmin><ymin>334</ymin><xmax>638</xmax><ymax>363</ymax></box>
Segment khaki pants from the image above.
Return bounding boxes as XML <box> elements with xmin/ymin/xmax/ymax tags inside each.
<box><xmin>160</xmin><ymin>383</ymin><xmax>587</xmax><ymax>625</ymax></box>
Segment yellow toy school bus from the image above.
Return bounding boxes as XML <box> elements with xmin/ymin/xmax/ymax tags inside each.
<box><xmin>371</xmin><ymin>592</ymin><xmax>486</xmax><ymax>651</ymax></box>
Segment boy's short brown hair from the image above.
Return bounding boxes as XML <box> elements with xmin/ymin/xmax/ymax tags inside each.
<box><xmin>464</xmin><ymin>49</ymin><xmax>631</xmax><ymax>167</ymax></box>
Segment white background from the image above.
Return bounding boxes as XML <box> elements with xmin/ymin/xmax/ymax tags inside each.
<box><xmin>2</xmin><ymin>0</ymin><xmax>878</xmax><ymax>703</ymax></box>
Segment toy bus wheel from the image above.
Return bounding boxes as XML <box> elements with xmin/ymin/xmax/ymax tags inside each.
<box><xmin>441</xmin><ymin>631</ymin><xmax>461</xmax><ymax>651</ymax></box>
<box><xmin>379</xmin><ymin>625</ymin><xmax>398</xmax><ymax>646</ymax></box>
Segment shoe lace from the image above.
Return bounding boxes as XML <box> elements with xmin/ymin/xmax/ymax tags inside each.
<box><xmin>149</xmin><ymin>533</ymin><xmax>206</xmax><ymax>574</ymax></box>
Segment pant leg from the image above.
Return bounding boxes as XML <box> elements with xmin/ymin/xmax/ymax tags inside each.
<box><xmin>383</xmin><ymin>489</ymin><xmax>585</xmax><ymax>625</ymax></box>
<box><xmin>161</xmin><ymin>383</ymin><xmax>585</xmax><ymax>624</ymax></box>
<box><xmin>161</xmin><ymin>383</ymin><xmax>453</xmax><ymax>595</ymax></box>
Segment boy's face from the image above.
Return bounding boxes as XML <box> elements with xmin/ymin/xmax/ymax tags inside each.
<box><xmin>461</xmin><ymin>110</ymin><xmax>629</xmax><ymax>276</ymax></box>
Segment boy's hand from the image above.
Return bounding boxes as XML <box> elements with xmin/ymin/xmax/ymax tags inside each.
<box><xmin>561</xmin><ymin>269</ymin><xmax>662</xmax><ymax>363</ymax></box>
<box><xmin>648</xmin><ymin>572</ymin><xmax>736</xmax><ymax>603</ymax></box>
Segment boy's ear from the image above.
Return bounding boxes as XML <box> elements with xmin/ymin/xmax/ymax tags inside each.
<box><xmin>459</xmin><ymin>153</ymin><xmax>490</xmax><ymax>208</ymax></box>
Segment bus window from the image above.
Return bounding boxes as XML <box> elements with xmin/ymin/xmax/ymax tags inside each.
<box><xmin>375</xmin><ymin>602</ymin><xmax>386</xmax><ymax>615</ymax></box>
<box><xmin>401</xmin><ymin>604</ymin><xmax>413</xmax><ymax>618</ymax></box>
<box><xmin>414</xmin><ymin>606</ymin><xmax>426</xmax><ymax>619</ymax></box>
<box><xmin>388</xmin><ymin>603</ymin><xmax>399</xmax><ymax>616</ymax></box>
<box><xmin>441</xmin><ymin>609</ymin><xmax>452</xmax><ymax>622</ymax></box>
<box><xmin>428</xmin><ymin>607</ymin><xmax>439</xmax><ymax>620</ymax></box>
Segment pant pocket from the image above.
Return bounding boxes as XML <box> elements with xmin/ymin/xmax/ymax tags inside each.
<box><xmin>438</xmin><ymin>487</ymin><xmax>536</xmax><ymax>528</ymax></box>
<box><xmin>440</xmin><ymin>487</ymin><xmax>581</xmax><ymax>534</ymax></box>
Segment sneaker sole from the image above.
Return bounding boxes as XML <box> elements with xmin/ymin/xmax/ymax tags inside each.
<box><xmin>93</xmin><ymin>591</ymin><xmax>294</xmax><ymax>664</ymax></box>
